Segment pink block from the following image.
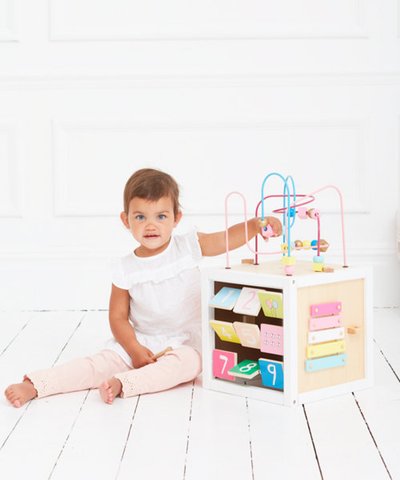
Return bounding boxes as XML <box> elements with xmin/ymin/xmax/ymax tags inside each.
<box><xmin>212</xmin><ymin>349</ymin><xmax>237</xmax><ymax>381</ymax></box>
<box><xmin>260</xmin><ymin>324</ymin><xmax>284</xmax><ymax>355</ymax></box>
<box><xmin>309</xmin><ymin>315</ymin><xmax>342</xmax><ymax>331</ymax></box>
<box><xmin>310</xmin><ymin>302</ymin><xmax>342</xmax><ymax>318</ymax></box>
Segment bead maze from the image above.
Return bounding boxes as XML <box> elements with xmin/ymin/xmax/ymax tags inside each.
<box><xmin>202</xmin><ymin>172</ymin><xmax>373</xmax><ymax>406</ymax></box>
<box><xmin>224</xmin><ymin>172</ymin><xmax>348</xmax><ymax>275</ymax></box>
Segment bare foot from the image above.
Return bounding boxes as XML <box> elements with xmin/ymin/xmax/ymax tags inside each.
<box><xmin>4</xmin><ymin>379</ymin><xmax>37</xmax><ymax>408</ymax></box>
<box><xmin>99</xmin><ymin>377</ymin><xmax>122</xmax><ymax>405</ymax></box>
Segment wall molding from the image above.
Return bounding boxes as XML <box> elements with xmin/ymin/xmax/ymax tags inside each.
<box><xmin>0</xmin><ymin>0</ymin><xmax>18</xmax><ymax>42</ymax></box>
<box><xmin>0</xmin><ymin>122</ymin><xmax>21</xmax><ymax>217</ymax></box>
<box><xmin>52</xmin><ymin>118</ymin><xmax>371</xmax><ymax>216</ymax></box>
<box><xmin>0</xmin><ymin>73</ymin><xmax>400</xmax><ymax>90</ymax></box>
<box><xmin>49</xmin><ymin>0</ymin><xmax>368</xmax><ymax>41</ymax></box>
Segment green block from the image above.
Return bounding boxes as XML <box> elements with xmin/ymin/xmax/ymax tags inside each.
<box><xmin>228</xmin><ymin>360</ymin><xmax>260</xmax><ymax>379</ymax></box>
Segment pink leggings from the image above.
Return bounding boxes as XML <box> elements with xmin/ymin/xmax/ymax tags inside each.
<box><xmin>25</xmin><ymin>346</ymin><xmax>202</xmax><ymax>399</ymax></box>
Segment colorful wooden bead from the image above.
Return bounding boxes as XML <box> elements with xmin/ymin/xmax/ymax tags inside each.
<box><xmin>261</xmin><ymin>224</ymin><xmax>274</xmax><ymax>239</ymax></box>
<box><xmin>319</xmin><ymin>239</ymin><xmax>329</xmax><ymax>252</ymax></box>
<box><xmin>285</xmin><ymin>265</ymin><xmax>295</xmax><ymax>275</ymax></box>
<box><xmin>302</xmin><ymin>240</ymin><xmax>311</xmax><ymax>250</ymax></box>
<box><xmin>322</xmin><ymin>266</ymin><xmax>334</xmax><ymax>273</ymax></box>
<box><xmin>281</xmin><ymin>243</ymin><xmax>288</xmax><ymax>253</ymax></box>
<box><xmin>294</xmin><ymin>240</ymin><xmax>303</xmax><ymax>249</ymax></box>
<box><xmin>313</xmin><ymin>255</ymin><xmax>324</xmax><ymax>263</ymax></box>
<box><xmin>311</xmin><ymin>239</ymin><xmax>318</xmax><ymax>250</ymax></box>
<box><xmin>297</xmin><ymin>207</ymin><xmax>308</xmax><ymax>219</ymax></box>
<box><xmin>312</xmin><ymin>263</ymin><xmax>324</xmax><ymax>272</ymax></box>
<box><xmin>281</xmin><ymin>255</ymin><xmax>296</xmax><ymax>266</ymax></box>
<box><xmin>258</xmin><ymin>218</ymin><xmax>268</xmax><ymax>227</ymax></box>
<box><xmin>307</xmin><ymin>208</ymin><xmax>320</xmax><ymax>219</ymax></box>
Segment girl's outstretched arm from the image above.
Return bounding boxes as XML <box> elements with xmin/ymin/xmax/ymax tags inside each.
<box><xmin>197</xmin><ymin>216</ymin><xmax>282</xmax><ymax>257</ymax></box>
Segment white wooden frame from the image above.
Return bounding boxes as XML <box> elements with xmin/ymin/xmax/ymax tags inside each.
<box><xmin>201</xmin><ymin>260</ymin><xmax>373</xmax><ymax>406</ymax></box>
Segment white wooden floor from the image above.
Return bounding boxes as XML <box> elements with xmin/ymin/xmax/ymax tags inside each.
<box><xmin>0</xmin><ymin>308</ymin><xmax>399</xmax><ymax>480</ymax></box>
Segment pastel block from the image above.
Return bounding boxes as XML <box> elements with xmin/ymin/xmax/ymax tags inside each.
<box><xmin>258</xmin><ymin>291</ymin><xmax>283</xmax><ymax>319</ymax></box>
<box><xmin>312</xmin><ymin>263</ymin><xmax>324</xmax><ymax>272</ymax></box>
<box><xmin>306</xmin><ymin>340</ymin><xmax>346</xmax><ymax>359</ymax></box>
<box><xmin>209</xmin><ymin>287</ymin><xmax>241</xmax><ymax>310</ymax></box>
<box><xmin>213</xmin><ymin>349</ymin><xmax>238</xmax><ymax>381</ymax></box>
<box><xmin>305</xmin><ymin>354</ymin><xmax>347</xmax><ymax>372</ymax></box>
<box><xmin>233</xmin><ymin>287</ymin><xmax>263</xmax><ymax>316</ymax></box>
<box><xmin>310</xmin><ymin>301</ymin><xmax>342</xmax><ymax>317</ymax></box>
<box><xmin>281</xmin><ymin>256</ymin><xmax>296</xmax><ymax>266</ymax></box>
<box><xmin>233</xmin><ymin>322</ymin><xmax>261</xmax><ymax>349</ymax></box>
<box><xmin>209</xmin><ymin>320</ymin><xmax>241</xmax><ymax>344</ymax></box>
<box><xmin>259</xmin><ymin>359</ymin><xmax>284</xmax><ymax>390</ymax></box>
<box><xmin>260</xmin><ymin>324</ymin><xmax>284</xmax><ymax>355</ymax></box>
<box><xmin>228</xmin><ymin>360</ymin><xmax>260</xmax><ymax>379</ymax></box>
<box><xmin>308</xmin><ymin>327</ymin><xmax>345</xmax><ymax>344</ymax></box>
<box><xmin>309</xmin><ymin>315</ymin><xmax>342</xmax><ymax>331</ymax></box>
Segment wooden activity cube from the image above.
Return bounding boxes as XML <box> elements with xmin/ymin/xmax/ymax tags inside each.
<box><xmin>201</xmin><ymin>260</ymin><xmax>373</xmax><ymax>406</ymax></box>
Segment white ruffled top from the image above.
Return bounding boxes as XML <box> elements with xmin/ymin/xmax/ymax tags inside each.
<box><xmin>106</xmin><ymin>229</ymin><xmax>203</xmax><ymax>366</ymax></box>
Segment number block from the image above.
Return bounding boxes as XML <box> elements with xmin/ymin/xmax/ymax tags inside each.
<box><xmin>213</xmin><ymin>349</ymin><xmax>238</xmax><ymax>381</ymax></box>
<box><xmin>233</xmin><ymin>287</ymin><xmax>263</xmax><ymax>316</ymax></box>
<box><xmin>233</xmin><ymin>322</ymin><xmax>261</xmax><ymax>349</ymax></box>
<box><xmin>260</xmin><ymin>324</ymin><xmax>284</xmax><ymax>355</ymax></box>
<box><xmin>259</xmin><ymin>359</ymin><xmax>284</xmax><ymax>390</ymax></box>
<box><xmin>209</xmin><ymin>287</ymin><xmax>241</xmax><ymax>310</ymax></box>
<box><xmin>228</xmin><ymin>360</ymin><xmax>260</xmax><ymax>379</ymax></box>
<box><xmin>258</xmin><ymin>291</ymin><xmax>283</xmax><ymax>319</ymax></box>
<box><xmin>209</xmin><ymin>320</ymin><xmax>241</xmax><ymax>344</ymax></box>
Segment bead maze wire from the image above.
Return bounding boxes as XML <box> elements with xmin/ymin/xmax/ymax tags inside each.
<box><xmin>224</xmin><ymin>173</ymin><xmax>347</xmax><ymax>273</ymax></box>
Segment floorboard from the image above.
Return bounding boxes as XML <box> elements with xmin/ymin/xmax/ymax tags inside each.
<box><xmin>0</xmin><ymin>308</ymin><xmax>398</xmax><ymax>480</ymax></box>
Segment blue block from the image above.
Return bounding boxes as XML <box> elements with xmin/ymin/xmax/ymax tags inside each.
<box><xmin>259</xmin><ymin>359</ymin><xmax>284</xmax><ymax>390</ymax></box>
<box><xmin>305</xmin><ymin>354</ymin><xmax>347</xmax><ymax>372</ymax></box>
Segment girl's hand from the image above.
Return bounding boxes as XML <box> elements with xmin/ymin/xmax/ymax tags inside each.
<box><xmin>259</xmin><ymin>216</ymin><xmax>282</xmax><ymax>240</ymax></box>
<box><xmin>130</xmin><ymin>344</ymin><xmax>156</xmax><ymax>368</ymax></box>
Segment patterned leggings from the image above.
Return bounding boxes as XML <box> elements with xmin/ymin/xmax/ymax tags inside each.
<box><xmin>25</xmin><ymin>346</ymin><xmax>202</xmax><ymax>399</ymax></box>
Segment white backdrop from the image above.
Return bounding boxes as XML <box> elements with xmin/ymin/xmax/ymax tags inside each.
<box><xmin>0</xmin><ymin>0</ymin><xmax>399</xmax><ymax>309</ymax></box>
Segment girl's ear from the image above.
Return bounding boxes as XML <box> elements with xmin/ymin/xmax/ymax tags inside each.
<box><xmin>120</xmin><ymin>211</ymin><xmax>130</xmax><ymax>229</ymax></box>
<box><xmin>174</xmin><ymin>210</ymin><xmax>183</xmax><ymax>227</ymax></box>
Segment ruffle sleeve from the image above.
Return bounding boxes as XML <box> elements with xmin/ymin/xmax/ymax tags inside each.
<box><xmin>111</xmin><ymin>257</ymin><xmax>131</xmax><ymax>290</ymax></box>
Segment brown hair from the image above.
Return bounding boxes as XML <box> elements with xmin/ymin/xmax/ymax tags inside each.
<box><xmin>123</xmin><ymin>168</ymin><xmax>180</xmax><ymax>217</ymax></box>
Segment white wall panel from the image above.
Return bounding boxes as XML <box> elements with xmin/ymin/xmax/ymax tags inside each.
<box><xmin>0</xmin><ymin>0</ymin><xmax>17</xmax><ymax>41</ymax></box>
<box><xmin>0</xmin><ymin>123</ymin><xmax>21</xmax><ymax>216</ymax></box>
<box><xmin>53</xmin><ymin>120</ymin><xmax>369</xmax><ymax>217</ymax></box>
<box><xmin>0</xmin><ymin>0</ymin><xmax>398</xmax><ymax>308</ymax></box>
<box><xmin>50</xmin><ymin>0</ymin><xmax>366</xmax><ymax>40</ymax></box>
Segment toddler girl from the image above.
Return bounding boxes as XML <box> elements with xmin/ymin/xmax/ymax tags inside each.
<box><xmin>5</xmin><ymin>168</ymin><xmax>282</xmax><ymax>407</ymax></box>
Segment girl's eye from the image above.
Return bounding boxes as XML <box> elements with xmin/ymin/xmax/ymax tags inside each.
<box><xmin>135</xmin><ymin>215</ymin><xmax>145</xmax><ymax>221</ymax></box>
<box><xmin>158</xmin><ymin>214</ymin><xmax>167</xmax><ymax>220</ymax></box>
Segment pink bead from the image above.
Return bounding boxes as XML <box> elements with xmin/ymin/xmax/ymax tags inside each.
<box><xmin>307</xmin><ymin>208</ymin><xmax>320</xmax><ymax>219</ymax></box>
<box><xmin>285</xmin><ymin>265</ymin><xmax>295</xmax><ymax>276</ymax></box>
<box><xmin>261</xmin><ymin>224</ymin><xmax>274</xmax><ymax>239</ymax></box>
<box><xmin>297</xmin><ymin>207</ymin><xmax>308</xmax><ymax>219</ymax></box>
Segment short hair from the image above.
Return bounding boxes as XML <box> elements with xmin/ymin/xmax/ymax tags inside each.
<box><xmin>123</xmin><ymin>168</ymin><xmax>180</xmax><ymax>217</ymax></box>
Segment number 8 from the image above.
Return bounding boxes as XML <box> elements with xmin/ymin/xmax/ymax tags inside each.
<box><xmin>240</xmin><ymin>362</ymin><xmax>257</xmax><ymax>373</ymax></box>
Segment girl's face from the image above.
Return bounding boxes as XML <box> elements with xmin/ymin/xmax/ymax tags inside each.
<box><xmin>121</xmin><ymin>196</ymin><xmax>182</xmax><ymax>257</ymax></box>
